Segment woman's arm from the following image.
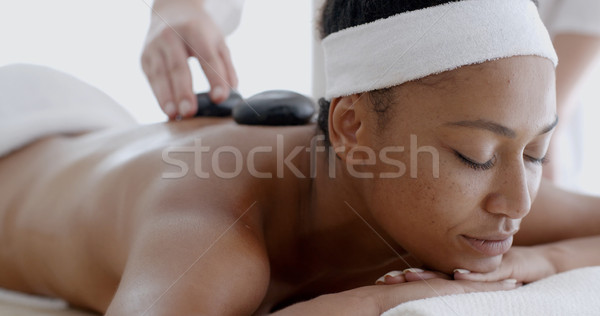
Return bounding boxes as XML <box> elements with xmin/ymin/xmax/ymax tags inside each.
<box><xmin>515</xmin><ymin>179</ymin><xmax>600</xmax><ymax>246</ymax></box>
<box><xmin>105</xmin><ymin>208</ymin><xmax>518</xmax><ymax>315</ymax></box>
<box><xmin>106</xmin><ymin>210</ymin><xmax>270</xmax><ymax>316</ymax></box>
<box><xmin>543</xmin><ymin>235</ymin><xmax>600</xmax><ymax>274</ymax></box>
<box><xmin>453</xmin><ymin>238</ymin><xmax>600</xmax><ymax>284</ymax></box>
<box><xmin>454</xmin><ymin>180</ymin><xmax>600</xmax><ymax>283</ymax></box>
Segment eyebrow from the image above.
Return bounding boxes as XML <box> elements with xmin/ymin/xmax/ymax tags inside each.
<box><xmin>446</xmin><ymin>116</ymin><xmax>559</xmax><ymax>138</ymax></box>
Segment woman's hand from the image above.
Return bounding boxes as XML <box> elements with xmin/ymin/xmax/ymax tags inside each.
<box><xmin>375</xmin><ymin>268</ymin><xmax>451</xmax><ymax>285</ymax></box>
<box><xmin>374</xmin><ymin>247</ymin><xmax>551</xmax><ymax>286</ymax></box>
<box><xmin>141</xmin><ymin>0</ymin><xmax>238</xmax><ymax>119</ymax></box>
<box><xmin>452</xmin><ymin>246</ymin><xmax>557</xmax><ymax>284</ymax></box>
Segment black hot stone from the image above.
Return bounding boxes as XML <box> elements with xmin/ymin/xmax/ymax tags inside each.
<box><xmin>195</xmin><ymin>91</ymin><xmax>243</xmax><ymax>117</ymax></box>
<box><xmin>233</xmin><ymin>90</ymin><xmax>316</xmax><ymax>126</ymax></box>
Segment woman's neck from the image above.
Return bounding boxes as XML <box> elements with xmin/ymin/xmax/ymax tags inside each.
<box><xmin>297</xmin><ymin>146</ymin><xmax>410</xmax><ymax>278</ymax></box>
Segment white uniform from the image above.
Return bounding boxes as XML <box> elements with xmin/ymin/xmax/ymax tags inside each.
<box><xmin>204</xmin><ymin>0</ymin><xmax>246</xmax><ymax>36</ymax></box>
<box><xmin>537</xmin><ymin>0</ymin><xmax>600</xmax><ymax>190</ymax></box>
<box><xmin>538</xmin><ymin>0</ymin><xmax>600</xmax><ymax>37</ymax></box>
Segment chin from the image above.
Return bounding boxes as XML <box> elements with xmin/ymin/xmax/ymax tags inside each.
<box><xmin>426</xmin><ymin>254</ymin><xmax>503</xmax><ymax>274</ymax></box>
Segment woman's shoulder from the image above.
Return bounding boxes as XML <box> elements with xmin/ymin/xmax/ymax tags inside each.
<box><xmin>140</xmin><ymin>118</ymin><xmax>317</xmax><ymax>224</ymax></box>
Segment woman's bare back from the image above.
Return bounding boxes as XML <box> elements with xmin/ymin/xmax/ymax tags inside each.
<box><xmin>0</xmin><ymin>118</ymin><xmax>321</xmax><ymax>313</ymax></box>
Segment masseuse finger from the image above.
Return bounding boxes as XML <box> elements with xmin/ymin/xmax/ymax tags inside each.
<box><xmin>188</xmin><ymin>36</ymin><xmax>231</xmax><ymax>104</ymax></box>
<box><xmin>162</xmin><ymin>36</ymin><xmax>196</xmax><ymax>118</ymax></box>
<box><xmin>142</xmin><ymin>46</ymin><xmax>177</xmax><ymax>119</ymax></box>
<box><xmin>219</xmin><ymin>43</ymin><xmax>238</xmax><ymax>90</ymax></box>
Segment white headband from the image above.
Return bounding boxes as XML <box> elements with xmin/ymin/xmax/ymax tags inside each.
<box><xmin>322</xmin><ymin>0</ymin><xmax>558</xmax><ymax>100</ymax></box>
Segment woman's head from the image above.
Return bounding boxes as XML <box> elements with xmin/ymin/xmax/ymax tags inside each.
<box><xmin>318</xmin><ymin>0</ymin><xmax>557</xmax><ymax>273</ymax></box>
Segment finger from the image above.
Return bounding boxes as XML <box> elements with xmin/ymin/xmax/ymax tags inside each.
<box><xmin>161</xmin><ymin>38</ymin><xmax>196</xmax><ymax>118</ymax></box>
<box><xmin>403</xmin><ymin>269</ymin><xmax>451</xmax><ymax>282</ymax></box>
<box><xmin>375</xmin><ymin>271</ymin><xmax>406</xmax><ymax>285</ymax></box>
<box><xmin>453</xmin><ymin>268</ymin><xmax>511</xmax><ymax>282</ymax></box>
<box><xmin>219</xmin><ymin>43</ymin><xmax>238</xmax><ymax>89</ymax></box>
<box><xmin>458</xmin><ymin>279</ymin><xmax>521</xmax><ymax>293</ymax></box>
<box><xmin>142</xmin><ymin>47</ymin><xmax>177</xmax><ymax>119</ymax></box>
<box><xmin>199</xmin><ymin>51</ymin><xmax>230</xmax><ymax>104</ymax></box>
<box><xmin>187</xmin><ymin>37</ymin><xmax>230</xmax><ymax>104</ymax></box>
<box><xmin>184</xmin><ymin>24</ymin><xmax>231</xmax><ymax>104</ymax></box>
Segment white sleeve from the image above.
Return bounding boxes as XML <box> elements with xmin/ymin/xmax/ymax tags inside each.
<box><xmin>539</xmin><ymin>0</ymin><xmax>600</xmax><ymax>37</ymax></box>
<box><xmin>204</xmin><ymin>0</ymin><xmax>246</xmax><ymax>36</ymax></box>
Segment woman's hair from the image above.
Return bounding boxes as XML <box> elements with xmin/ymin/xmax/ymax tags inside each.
<box><xmin>316</xmin><ymin>0</ymin><xmax>538</xmax><ymax>146</ymax></box>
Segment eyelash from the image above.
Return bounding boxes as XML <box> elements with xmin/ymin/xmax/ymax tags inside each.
<box><xmin>454</xmin><ymin>152</ymin><xmax>549</xmax><ymax>171</ymax></box>
<box><xmin>525</xmin><ymin>155</ymin><xmax>549</xmax><ymax>165</ymax></box>
<box><xmin>455</xmin><ymin>152</ymin><xmax>496</xmax><ymax>171</ymax></box>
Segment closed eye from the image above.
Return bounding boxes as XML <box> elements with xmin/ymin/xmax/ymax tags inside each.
<box><xmin>454</xmin><ymin>151</ymin><xmax>496</xmax><ymax>171</ymax></box>
<box><xmin>525</xmin><ymin>155</ymin><xmax>549</xmax><ymax>165</ymax></box>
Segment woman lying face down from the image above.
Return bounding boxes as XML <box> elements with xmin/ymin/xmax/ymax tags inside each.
<box><xmin>328</xmin><ymin>55</ymin><xmax>557</xmax><ymax>275</ymax></box>
<box><xmin>1</xmin><ymin>0</ymin><xmax>600</xmax><ymax>315</ymax></box>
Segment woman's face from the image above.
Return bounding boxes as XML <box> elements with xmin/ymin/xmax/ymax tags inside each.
<box><xmin>360</xmin><ymin>56</ymin><xmax>557</xmax><ymax>273</ymax></box>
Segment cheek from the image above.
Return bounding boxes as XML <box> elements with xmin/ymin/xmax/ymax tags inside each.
<box><xmin>370</xmin><ymin>171</ymin><xmax>471</xmax><ymax>242</ymax></box>
<box><xmin>370</xmin><ymin>146</ymin><xmax>486</xmax><ymax>230</ymax></box>
<box><xmin>368</xmin><ymin>155</ymin><xmax>494</xmax><ymax>270</ymax></box>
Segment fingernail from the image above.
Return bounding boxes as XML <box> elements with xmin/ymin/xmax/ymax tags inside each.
<box><xmin>384</xmin><ymin>271</ymin><xmax>404</xmax><ymax>278</ymax></box>
<box><xmin>375</xmin><ymin>276</ymin><xmax>386</xmax><ymax>285</ymax></box>
<box><xmin>453</xmin><ymin>269</ymin><xmax>471</xmax><ymax>274</ymax></box>
<box><xmin>403</xmin><ymin>268</ymin><xmax>425</xmax><ymax>273</ymax></box>
<box><xmin>179</xmin><ymin>100</ymin><xmax>192</xmax><ymax>116</ymax></box>
<box><xmin>503</xmin><ymin>279</ymin><xmax>517</xmax><ymax>284</ymax></box>
<box><xmin>212</xmin><ymin>86</ymin><xmax>225</xmax><ymax>101</ymax></box>
<box><xmin>164</xmin><ymin>102</ymin><xmax>176</xmax><ymax>116</ymax></box>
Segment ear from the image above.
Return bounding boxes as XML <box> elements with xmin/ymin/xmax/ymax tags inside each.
<box><xmin>328</xmin><ymin>94</ymin><xmax>366</xmax><ymax>160</ymax></box>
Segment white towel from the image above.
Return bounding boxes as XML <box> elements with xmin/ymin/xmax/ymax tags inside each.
<box><xmin>0</xmin><ymin>287</ymin><xmax>95</xmax><ymax>315</ymax></box>
<box><xmin>382</xmin><ymin>266</ymin><xmax>600</xmax><ymax>316</ymax></box>
<box><xmin>321</xmin><ymin>0</ymin><xmax>557</xmax><ymax>100</ymax></box>
<box><xmin>0</xmin><ymin>64</ymin><xmax>136</xmax><ymax>157</ymax></box>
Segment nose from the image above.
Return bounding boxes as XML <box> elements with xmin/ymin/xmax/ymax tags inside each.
<box><xmin>484</xmin><ymin>161</ymin><xmax>532</xmax><ymax>220</ymax></box>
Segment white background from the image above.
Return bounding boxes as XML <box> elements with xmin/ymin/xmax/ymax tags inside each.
<box><xmin>0</xmin><ymin>0</ymin><xmax>313</xmax><ymax>123</ymax></box>
<box><xmin>1</xmin><ymin>0</ymin><xmax>599</xmax><ymax>195</ymax></box>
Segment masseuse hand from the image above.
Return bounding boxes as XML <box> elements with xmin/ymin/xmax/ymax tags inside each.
<box><xmin>141</xmin><ymin>0</ymin><xmax>238</xmax><ymax>119</ymax></box>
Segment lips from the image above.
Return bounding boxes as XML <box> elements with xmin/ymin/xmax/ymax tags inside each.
<box><xmin>461</xmin><ymin>235</ymin><xmax>513</xmax><ymax>257</ymax></box>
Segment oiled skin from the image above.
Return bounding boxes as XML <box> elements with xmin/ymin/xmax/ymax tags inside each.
<box><xmin>0</xmin><ymin>118</ymin><xmax>409</xmax><ymax>314</ymax></box>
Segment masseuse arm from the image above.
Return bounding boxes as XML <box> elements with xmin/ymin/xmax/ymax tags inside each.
<box><xmin>553</xmin><ymin>34</ymin><xmax>600</xmax><ymax>122</ymax></box>
<box><xmin>544</xmin><ymin>33</ymin><xmax>600</xmax><ymax>180</ymax></box>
